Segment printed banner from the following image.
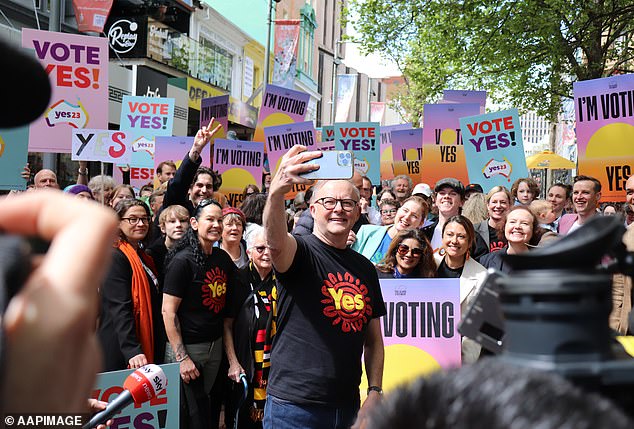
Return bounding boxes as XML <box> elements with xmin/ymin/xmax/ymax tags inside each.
<box><xmin>213</xmin><ymin>139</ymin><xmax>264</xmax><ymax>207</ymax></box>
<box><xmin>71</xmin><ymin>129</ymin><xmax>132</xmax><ymax>164</ymax></box>
<box><xmin>574</xmin><ymin>75</ymin><xmax>634</xmax><ymax>201</ymax></box>
<box><xmin>264</xmin><ymin>121</ymin><xmax>316</xmax><ymax>199</ymax></box>
<box><xmin>442</xmin><ymin>90</ymin><xmax>487</xmax><ymax>114</ymax></box>
<box><xmin>391</xmin><ymin>128</ymin><xmax>422</xmax><ymax>181</ymax></box>
<box><xmin>361</xmin><ymin>278</ymin><xmax>461</xmax><ymax>395</ymax></box>
<box><xmin>334</xmin><ymin>74</ymin><xmax>357</xmax><ymax>123</ymax></box>
<box><xmin>422</xmin><ymin>103</ymin><xmax>481</xmax><ymax>186</ymax></box>
<box><xmin>272</xmin><ymin>20</ymin><xmax>300</xmax><ymax>89</ymax></box>
<box><xmin>370</xmin><ymin>101</ymin><xmax>386</xmax><ymax>123</ymax></box>
<box><xmin>92</xmin><ymin>363</ymin><xmax>179</xmax><ymax>429</ymax></box>
<box><xmin>316</xmin><ymin>140</ymin><xmax>336</xmax><ymax>151</ymax></box>
<box><xmin>334</xmin><ymin>122</ymin><xmax>380</xmax><ymax>183</ymax></box>
<box><xmin>22</xmin><ymin>29</ymin><xmax>109</xmax><ymax>153</ymax></box>
<box><xmin>253</xmin><ymin>84</ymin><xmax>310</xmax><ymax>144</ymax></box>
<box><xmin>460</xmin><ymin>109</ymin><xmax>528</xmax><ymax>191</ymax></box>
<box><xmin>154</xmin><ymin>136</ymin><xmax>198</xmax><ymax>188</ymax></box>
<box><xmin>0</xmin><ymin>127</ymin><xmax>29</xmax><ymax>191</ymax></box>
<box><xmin>200</xmin><ymin>95</ymin><xmax>230</xmax><ymax>162</ymax></box>
<box><xmin>380</xmin><ymin>124</ymin><xmax>413</xmax><ymax>181</ymax></box>
<box><xmin>119</xmin><ymin>95</ymin><xmax>175</xmax><ymax>168</ymax></box>
<box><xmin>322</xmin><ymin>125</ymin><xmax>335</xmax><ymax>141</ymax></box>
<box><xmin>72</xmin><ymin>0</ymin><xmax>113</xmax><ymax>33</ymax></box>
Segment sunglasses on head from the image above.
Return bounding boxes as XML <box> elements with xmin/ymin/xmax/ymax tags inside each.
<box><xmin>397</xmin><ymin>243</ymin><xmax>424</xmax><ymax>257</ymax></box>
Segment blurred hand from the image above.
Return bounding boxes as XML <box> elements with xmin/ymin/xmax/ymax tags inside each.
<box><xmin>0</xmin><ymin>191</ymin><xmax>118</xmax><ymax>413</ymax></box>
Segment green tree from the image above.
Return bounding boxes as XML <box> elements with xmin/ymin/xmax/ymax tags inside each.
<box><xmin>348</xmin><ymin>0</ymin><xmax>634</xmax><ymax>123</ymax></box>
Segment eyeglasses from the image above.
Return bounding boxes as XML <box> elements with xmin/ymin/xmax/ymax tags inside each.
<box><xmin>381</xmin><ymin>209</ymin><xmax>397</xmax><ymax>215</ymax></box>
<box><xmin>314</xmin><ymin>197</ymin><xmax>358</xmax><ymax>212</ymax></box>
<box><xmin>121</xmin><ymin>217</ymin><xmax>150</xmax><ymax>225</ymax></box>
<box><xmin>253</xmin><ymin>245</ymin><xmax>270</xmax><ymax>254</ymax></box>
<box><xmin>397</xmin><ymin>243</ymin><xmax>424</xmax><ymax>257</ymax></box>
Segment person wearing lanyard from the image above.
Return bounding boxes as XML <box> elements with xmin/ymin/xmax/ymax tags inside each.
<box><xmin>98</xmin><ymin>198</ymin><xmax>162</xmax><ymax>371</ymax></box>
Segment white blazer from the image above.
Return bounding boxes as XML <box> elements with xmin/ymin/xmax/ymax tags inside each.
<box><xmin>434</xmin><ymin>251</ymin><xmax>488</xmax><ymax>364</ymax></box>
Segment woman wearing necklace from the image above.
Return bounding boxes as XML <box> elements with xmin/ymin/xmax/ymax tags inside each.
<box><xmin>220</xmin><ymin>207</ymin><xmax>249</xmax><ymax>268</ymax></box>
<box><xmin>376</xmin><ymin>229</ymin><xmax>436</xmax><ymax>278</ymax></box>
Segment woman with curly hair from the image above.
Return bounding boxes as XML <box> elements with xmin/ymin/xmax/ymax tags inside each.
<box><xmin>376</xmin><ymin>229</ymin><xmax>436</xmax><ymax>279</ymax></box>
<box><xmin>162</xmin><ymin>198</ymin><xmax>239</xmax><ymax>429</ymax></box>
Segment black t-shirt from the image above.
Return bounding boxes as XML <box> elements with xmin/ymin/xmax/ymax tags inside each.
<box><xmin>488</xmin><ymin>224</ymin><xmax>506</xmax><ymax>253</ymax></box>
<box><xmin>436</xmin><ymin>258</ymin><xmax>463</xmax><ymax>278</ymax></box>
<box><xmin>163</xmin><ymin>246</ymin><xmax>238</xmax><ymax>344</ymax></box>
<box><xmin>269</xmin><ymin>234</ymin><xmax>386</xmax><ymax>407</ymax></box>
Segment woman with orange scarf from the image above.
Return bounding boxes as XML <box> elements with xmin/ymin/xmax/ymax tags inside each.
<box><xmin>98</xmin><ymin>199</ymin><xmax>163</xmax><ymax>371</ymax></box>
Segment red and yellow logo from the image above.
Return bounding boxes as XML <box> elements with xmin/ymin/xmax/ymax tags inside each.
<box><xmin>202</xmin><ymin>267</ymin><xmax>227</xmax><ymax>313</ymax></box>
<box><xmin>321</xmin><ymin>272</ymin><xmax>373</xmax><ymax>333</ymax></box>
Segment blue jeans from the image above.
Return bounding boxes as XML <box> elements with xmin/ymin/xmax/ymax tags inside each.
<box><xmin>263</xmin><ymin>394</ymin><xmax>359</xmax><ymax>429</ymax></box>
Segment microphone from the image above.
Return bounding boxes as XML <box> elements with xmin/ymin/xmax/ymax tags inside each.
<box><xmin>83</xmin><ymin>364</ymin><xmax>167</xmax><ymax>429</ymax></box>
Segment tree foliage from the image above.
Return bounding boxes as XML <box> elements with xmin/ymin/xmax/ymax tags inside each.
<box><xmin>348</xmin><ymin>0</ymin><xmax>634</xmax><ymax>123</ymax></box>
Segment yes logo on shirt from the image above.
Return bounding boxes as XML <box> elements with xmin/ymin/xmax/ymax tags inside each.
<box><xmin>321</xmin><ymin>272</ymin><xmax>373</xmax><ymax>333</ymax></box>
<box><xmin>202</xmin><ymin>267</ymin><xmax>228</xmax><ymax>313</ymax></box>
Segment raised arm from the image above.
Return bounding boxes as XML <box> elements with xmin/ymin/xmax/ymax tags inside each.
<box><xmin>161</xmin><ymin>117</ymin><xmax>222</xmax><ymax>210</ymax></box>
<box><xmin>263</xmin><ymin>145</ymin><xmax>320</xmax><ymax>273</ymax></box>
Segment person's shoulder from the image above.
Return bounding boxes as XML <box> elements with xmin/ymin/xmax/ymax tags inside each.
<box><xmin>356</xmin><ymin>224</ymin><xmax>388</xmax><ymax>239</ymax></box>
<box><xmin>464</xmin><ymin>257</ymin><xmax>486</xmax><ymax>276</ymax></box>
<box><xmin>479</xmin><ymin>248</ymin><xmax>504</xmax><ymax>268</ymax></box>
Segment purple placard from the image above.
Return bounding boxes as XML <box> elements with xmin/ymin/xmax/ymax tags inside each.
<box><xmin>22</xmin><ymin>29</ymin><xmax>109</xmax><ymax>153</ymax></box>
<box><xmin>378</xmin><ymin>278</ymin><xmax>461</xmax><ymax>392</ymax></box>
<box><xmin>264</xmin><ymin>121</ymin><xmax>316</xmax><ymax>175</ymax></box>
<box><xmin>391</xmin><ymin>128</ymin><xmax>423</xmax><ymax>180</ymax></box>
<box><xmin>213</xmin><ymin>139</ymin><xmax>264</xmax><ymax>207</ymax></box>
<box><xmin>253</xmin><ymin>84</ymin><xmax>310</xmax><ymax>143</ymax></box>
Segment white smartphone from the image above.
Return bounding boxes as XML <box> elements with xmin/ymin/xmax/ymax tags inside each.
<box><xmin>300</xmin><ymin>150</ymin><xmax>354</xmax><ymax>180</ymax></box>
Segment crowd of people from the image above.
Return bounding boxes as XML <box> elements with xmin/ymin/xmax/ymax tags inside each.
<box><xmin>3</xmin><ymin>122</ymin><xmax>634</xmax><ymax>428</ymax></box>
<box><xmin>3</xmin><ymin>34</ymin><xmax>633</xmax><ymax>429</ymax></box>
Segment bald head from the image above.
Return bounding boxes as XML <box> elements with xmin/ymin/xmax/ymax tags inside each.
<box><xmin>34</xmin><ymin>169</ymin><xmax>59</xmax><ymax>189</ymax></box>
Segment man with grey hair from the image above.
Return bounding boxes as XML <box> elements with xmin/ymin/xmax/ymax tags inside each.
<box><xmin>391</xmin><ymin>174</ymin><xmax>413</xmax><ymax>203</ymax></box>
<box><xmin>263</xmin><ymin>145</ymin><xmax>385</xmax><ymax>429</ymax></box>
<box><xmin>33</xmin><ymin>169</ymin><xmax>59</xmax><ymax>189</ymax></box>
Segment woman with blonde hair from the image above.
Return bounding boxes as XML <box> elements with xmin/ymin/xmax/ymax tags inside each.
<box><xmin>474</xmin><ymin>186</ymin><xmax>512</xmax><ymax>253</ymax></box>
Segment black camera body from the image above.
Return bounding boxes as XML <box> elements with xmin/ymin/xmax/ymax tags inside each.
<box><xmin>460</xmin><ymin>216</ymin><xmax>634</xmax><ymax>416</ymax></box>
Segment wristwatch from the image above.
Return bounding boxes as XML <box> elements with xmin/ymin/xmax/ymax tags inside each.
<box><xmin>367</xmin><ymin>385</ymin><xmax>383</xmax><ymax>395</ymax></box>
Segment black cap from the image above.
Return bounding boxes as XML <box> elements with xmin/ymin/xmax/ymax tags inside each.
<box><xmin>434</xmin><ymin>178</ymin><xmax>465</xmax><ymax>197</ymax></box>
<box><xmin>0</xmin><ymin>37</ymin><xmax>51</xmax><ymax>128</ymax></box>
<box><xmin>465</xmin><ymin>183</ymin><xmax>484</xmax><ymax>194</ymax></box>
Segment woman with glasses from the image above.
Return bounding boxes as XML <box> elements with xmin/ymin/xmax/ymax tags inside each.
<box><xmin>378</xmin><ymin>199</ymin><xmax>400</xmax><ymax>226</ymax></box>
<box><xmin>98</xmin><ymin>199</ymin><xmax>162</xmax><ymax>371</ymax></box>
<box><xmin>162</xmin><ymin>198</ymin><xmax>239</xmax><ymax>429</ymax></box>
<box><xmin>434</xmin><ymin>215</ymin><xmax>487</xmax><ymax>363</ymax></box>
<box><xmin>224</xmin><ymin>226</ymin><xmax>276</xmax><ymax>428</ymax></box>
<box><xmin>376</xmin><ymin>229</ymin><xmax>436</xmax><ymax>278</ymax></box>
<box><xmin>352</xmin><ymin>196</ymin><xmax>428</xmax><ymax>264</ymax></box>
